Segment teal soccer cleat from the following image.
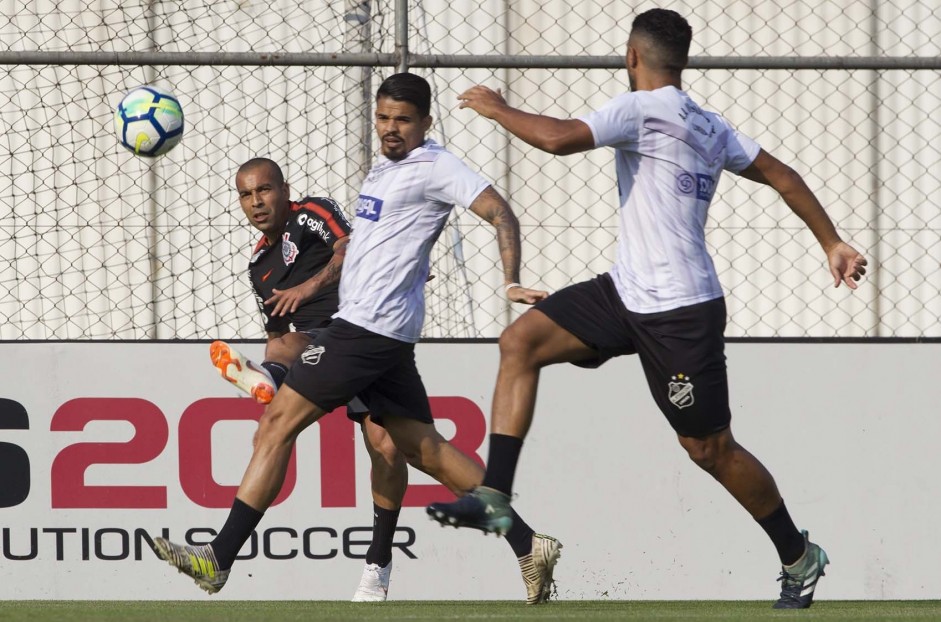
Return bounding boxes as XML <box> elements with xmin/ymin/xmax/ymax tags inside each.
<box><xmin>773</xmin><ymin>530</ymin><xmax>829</xmax><ymax>609</ymax></box>
<box><xmin>426</xmin><ymin>486</ymin><xmax>514</xmax><ymax>536</ymax></box>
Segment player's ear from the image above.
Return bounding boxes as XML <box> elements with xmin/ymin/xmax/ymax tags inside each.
<box><xmin>626</xmin><ymin>44</ymin><xmax>638</xmax><ymax>70</ymax></box>
<box><xmin>421</xmin><ymin>115</ymin><xmax>433</xmax><ymax>133</ymax></box>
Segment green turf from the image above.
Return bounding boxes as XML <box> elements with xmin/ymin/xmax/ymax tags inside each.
<box><xmin>1</xmin><ymin>601</ymin><xmax>941</xmax><ymax>622</ymax></box>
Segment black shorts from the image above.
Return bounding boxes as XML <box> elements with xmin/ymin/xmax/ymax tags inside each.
<box><xmin>284</xmin><ymin>318</ymin><xmax>433</xmax><ymax>426</ymax></box>
<box><xmin>535</xmin><ymin>273</ymin><xmax>730</xmax><ymax>438</ymax></box>
<box><xmin>297</xmin><ymin>326</ymin><xmax>369</xmax><ymax>423</ymax></box>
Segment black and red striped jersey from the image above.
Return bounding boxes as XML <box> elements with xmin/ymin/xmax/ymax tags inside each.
<box><xmin>248</xmin><ymin>197</ymin><xmax>352</xmax><ymax>333</ymax></box>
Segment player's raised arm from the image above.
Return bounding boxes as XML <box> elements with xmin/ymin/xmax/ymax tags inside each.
<box><xmin>738</xmin><ymin>149</ymin><xmax>868</xmax><ymax>289</ymax></box>
<box><xmin>468</xmin><ymin>186</ymin><xmax>547</xmax><ymax>304</ymax></box>
<box><xmin>267</xmin><ymin>235</ymin><xmax>349</xmax><ymax>316</ymax></box>
<box><xmin>458</xmin><ymin>85</ymin><xmax>595</xmax><ymax>156</ymax></box>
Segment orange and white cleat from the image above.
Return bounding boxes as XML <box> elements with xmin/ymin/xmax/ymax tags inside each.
<box><xmin>209</xmin><ymin>340</ymin><xmax>276</xmax><ymax>404</ymax></box>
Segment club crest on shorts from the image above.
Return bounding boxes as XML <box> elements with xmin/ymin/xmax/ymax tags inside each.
<box><xmin>668</xmin><ymin>373</ymin><xmax>695</xmax><ymax>409</ymax></box>
<box><xmin>301</xmin><ymin>345</ymin><xmax>325</xmax><ymax>365</ymax></box>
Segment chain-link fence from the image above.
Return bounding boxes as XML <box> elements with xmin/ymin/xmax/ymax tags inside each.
<box><xmin>1</xmin><ymin>0</ymin><xmax>939</xmax><ymax>340</ymax></box>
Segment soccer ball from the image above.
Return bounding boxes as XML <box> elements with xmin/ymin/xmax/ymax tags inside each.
<box><xmin>114</xmin><ymin>85</ymin><xmax>184</xmax><ymax>157</ymax></box>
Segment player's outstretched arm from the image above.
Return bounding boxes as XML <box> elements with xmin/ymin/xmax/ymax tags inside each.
<box><xmin>457</xmin><ymin>85</ymin><xmax>594</xmax><ymax>156</ymax></box>
<box><xmin>738</xmin><ymin>150</ymin><xmax>867</xmax><ymax>289</ymax></box>
<box><xmin>266</xmin><ymin>236</ymin><xmax>350</xmax><ymax>315</ymax></box>
<box><xmin>469</xmin><ymin>186</ymin><xmax>548</xmax><ymax>305</ymax></box>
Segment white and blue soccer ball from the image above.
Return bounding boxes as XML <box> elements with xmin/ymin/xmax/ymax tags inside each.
<box><xmin>114</xmin><ymin>85</ymin><xmax>184</xmax><ymax>157</ymax></box>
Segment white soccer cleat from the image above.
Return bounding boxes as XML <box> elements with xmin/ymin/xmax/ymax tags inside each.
<box><xmin>518</xmin><ymin>533</ymin><xmax>562</xmax><ymax>604</ymax></box>
<box><xmin>210</xmin><ymin>340</ymin><xmax>276</xmax><ymax>404</ymax></box>
<box><xmin>351</xmin><ymin>561</ymin><xmax>392</xmax><ymax>602</ymax></box>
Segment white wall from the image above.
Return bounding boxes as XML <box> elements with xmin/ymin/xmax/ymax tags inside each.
<box><xmin>0</xmin><ymin>341</ymin><xmax>937</xmax><ymax>600</ymax></box>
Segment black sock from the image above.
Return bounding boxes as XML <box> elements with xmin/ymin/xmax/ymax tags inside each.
<box><xmin>365</xmin><ymin>504</ymin><xmax>400</xmax><ymax>567</ymax></box>
<box><xmin>481</xmin><ymin>434</ymin><xmax>523</xmax><ymax>496</ymax></box>
<box><xmin>756</xmin><ymin>500</ymin><xmax>806</xmax><ymax>566</ymax></box>
<box><xmin>210</xmin><ymin>497</ymin><xmax>264</xmax><ymax>570</ymax></box>
<box><xmin>261</xmin><ymin>361</ymin><xmax>289</xmax><ymax>387</ymax></box>
<box><xmin>504</xmin><ymin>508</ymin><xmax>536</xmax><ymax>558</ymax></box>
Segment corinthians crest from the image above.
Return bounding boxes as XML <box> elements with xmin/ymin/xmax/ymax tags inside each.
<box><xmin>668</xmin><ymin>373</ymin><xmax>695</xmax><ymax>409</ymax></box>
<box><xmin>281</xmin><ymin>232</ymin><xmax>299</xmax><ymax>266</ymax></box>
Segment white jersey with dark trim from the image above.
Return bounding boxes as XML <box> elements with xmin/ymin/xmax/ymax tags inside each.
<box><xmin>336</xmin><ymin>139</ymin><xmax>489</xmax><ymax>342</ymax></box>
<box><xmin>579</xmin><ymin>86</ymin><xmax>761</xmax><ymax>313</ymax></box>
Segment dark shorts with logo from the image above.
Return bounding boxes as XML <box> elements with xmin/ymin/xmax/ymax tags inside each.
<box><xmin>534</xmin><ymin>273</ymin><xmax>730</xmax><ymax>438</ymax></box>
<box><xmin>287</xmin><ymin>319</ymin><xmax>433</xmax><ymax>426</ymax></box>
<box><xmin>298</xmin><ymin>327</ymin><xmax>370</xmax><ymax>423</ymax></box>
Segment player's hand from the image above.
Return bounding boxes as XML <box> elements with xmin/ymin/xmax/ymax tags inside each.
<box><xmin>457</xmin><ymin>85</ymin><xmax>507</xmax><ymax>119</ymax></box>
<box><xmin>266</xmin><ymin>282</ymin><xmax>316</xmax><ymax>316</ymax></box>
<box><xmin>507</xmin><ymin>285</ymin><xmax>549</xmax><ymax>305</ymax></box>
<box><xmin>826</xmin><ymin>241</ymin><xmax>867</xmax><ymax>289</ymax></box>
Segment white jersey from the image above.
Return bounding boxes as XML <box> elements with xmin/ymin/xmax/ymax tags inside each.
<box><xmin>579</xmin><ymin>86</ymin><xmax>760</xmax><ymax>313</ymax></box>
<box><xmin>335</xmin><ymin>139</ymin><xmax>489</xmax><ymax>342</ymax></box>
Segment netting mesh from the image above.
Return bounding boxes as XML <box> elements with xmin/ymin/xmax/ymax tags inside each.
<box><xmin>1</xmin><ymin>1</ymin><xmax>940</xmax><ymax>339</ymax></box>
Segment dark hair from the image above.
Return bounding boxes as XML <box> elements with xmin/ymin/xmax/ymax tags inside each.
<box><xmin>631</xmin><ymin>9</ymin><xmax>692</xmax><ymax>72</ymax></box>
<box><xmin>376</xmin><ymin>72</ymin><xmax>432</xmax><ymax>117</ymax></box>
<box><xmin>237</xmin><ymin>157</ymin><xmax>284</xmax><ymax>185</ymax></box>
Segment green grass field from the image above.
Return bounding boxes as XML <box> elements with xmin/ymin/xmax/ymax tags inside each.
<box><xmin>2</xmin><ymin>601</ymin><xmax>941</xmax><ymax>621</ymax></box>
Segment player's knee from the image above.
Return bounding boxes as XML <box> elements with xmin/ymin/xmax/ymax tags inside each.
<box><xmin>498</xmin><ymin>320</ymin><xmax>540</xmax><ymax>365</ymax></box>
<box><xmin>394</xmin><ymin>442</ymin><xmax>426</xmax><ymax>470</ymax></box>
<box><xmin>686</xmin><ymin>446</ymin><xmax>718</xmax><ymax>472</ymax></box>
<box><xmin>397</xmin><ymin>435</ymin><xmax>443</xmax><ymax>474</ymax></box>
<box><xmin>678</xmin><ymin>435</ymin><xmax>719</xmax><ymax>473</ymax></box>
<box><xmin>383</xmin><ymin>420</ymin><xmax>446</xmax><ymax>473</ymax></box>
<box><xmin>264</xmin><ymin>336</ymin><xmax>292</xmax><ymax>364</ymax></box>
<box><xmin>256</xmin><ymin>406</ymin><xmax>296</xmax><ymax>446</ymax></box>
<box><xmin>370</xmin><ymin>433</ymin><xmax>403</xmax><ymax>469</ymax></box>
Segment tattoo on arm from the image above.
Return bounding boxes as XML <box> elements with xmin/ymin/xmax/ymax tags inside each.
<box><xmin>301</xmin><ymin>236</ymin><xmax>348</xmax><ymax>296</ymax></box>
<box><xmin>305</xmin><ymin>252</ymin><xmax>343</xmax><ymax>295</ymax></box>
<box><xmin>320</xmin><ymin>253</ymin><xmax>343</xmax><ymax>286</ymax></box>
<box><xmin>471</xmin><ymin>186</ymin><xmax>522</xmax><ymax>284</ymax></box>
